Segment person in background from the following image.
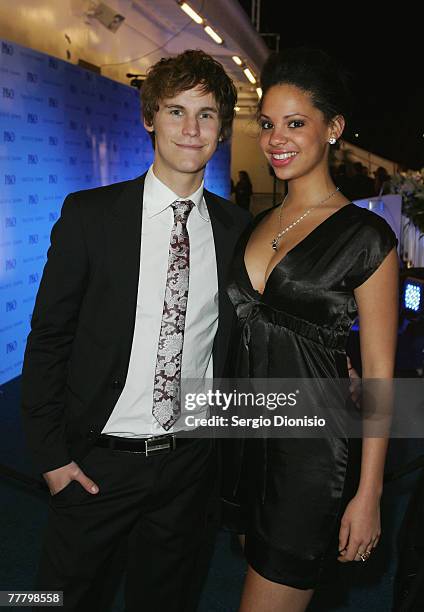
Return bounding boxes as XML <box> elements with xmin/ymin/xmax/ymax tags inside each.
<box><xmin>332</xmin><ymin>163</ymin><xmax>351</xmax><ymax>197</ymax></box>
<box><xmin>374</xmin><ymin>166</ymin><xmax>391</xmax><ymax>195</ymax></box>
<box><xmin>235</xmin><ymin>170</ymin><xmax>253</xmax><ymax>211</ymax></box>
<box><xmin>361</xmin><ymin>164</ymin><xmax>376</xmax><ymax>194</ymax></box>
<box><xmin>350</xmin><ymin>161</ymin><xmax>375</xmax><ymax>200</ymax></box>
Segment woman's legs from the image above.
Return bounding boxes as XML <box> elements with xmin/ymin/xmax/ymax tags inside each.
<box><xmin>239</xmin><ymin>565</ymin><xmax>314</xmax><ymax>612</ymax></box>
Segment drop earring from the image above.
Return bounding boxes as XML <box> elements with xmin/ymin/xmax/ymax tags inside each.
<box><xmin>328</xmin><ymin>137</ymin><xmax>336</xmax><ymax>145</ymax></box>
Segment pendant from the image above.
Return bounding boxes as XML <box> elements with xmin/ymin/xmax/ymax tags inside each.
<box><xmin>271</xmin><ymin>238</ymin><xmax>278</xmax><ymax>251</ymax></box>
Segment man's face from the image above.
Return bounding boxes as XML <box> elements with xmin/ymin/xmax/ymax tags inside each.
<box><xmin>144</xmin><ymin>86</ymin><xmax>222</xmax><ymax>182</ymax></box>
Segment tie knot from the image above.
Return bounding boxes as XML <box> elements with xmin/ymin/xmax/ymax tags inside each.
<box><xmin>172</xmin><ymin>199</ymin><xmax>194</xmax><ymax>223</ymax></box>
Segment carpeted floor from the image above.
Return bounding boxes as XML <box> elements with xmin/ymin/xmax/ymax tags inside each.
<box><xmin>1</xmin><ymin>376</ymin><xmax>422</xmax><ymax>611</ymax></box>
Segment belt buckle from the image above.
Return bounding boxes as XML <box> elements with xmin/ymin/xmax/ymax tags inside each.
<box><xmin>145</xmin><ymin>434</ymin><xmax>176</xmax><ymax>457</ymax></box>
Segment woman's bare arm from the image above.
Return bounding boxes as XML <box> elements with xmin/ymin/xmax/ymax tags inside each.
<box><xmin>338</xmin><ymin>247</ymin><xmax>398</xmax><ymax>562</ymax></box>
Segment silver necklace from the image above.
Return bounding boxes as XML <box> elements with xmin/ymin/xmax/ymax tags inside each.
<box><xmin>271</xmin><ymin>187</ymin><xmax>340</xmax><ymax>251</ymax></box>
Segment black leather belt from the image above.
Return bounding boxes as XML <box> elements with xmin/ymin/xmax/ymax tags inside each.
<box><xmin>95</xmin><ymin>433</ymin><xmax>196</xmax><ymax>456</ymax></box>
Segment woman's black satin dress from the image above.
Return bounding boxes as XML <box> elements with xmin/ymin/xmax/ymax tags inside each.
<box><xmin>223</xmin><ymin>203</ymin><xmax>397</xmax><ymax>589</ymax></box>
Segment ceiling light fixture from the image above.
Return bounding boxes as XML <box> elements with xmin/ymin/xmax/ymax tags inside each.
<box><xmin>178</xmin><ymin>2</ymin><xmax>203</xmax><ymax>24</ymax></box>
<box><xmin>243</xmin><ymin>67</ymin><xmax>256</xmax><ymax>84</ymax></box>
<box><xmin>204</xmin><ymin>25</ymin><xmax>223</xmax><ymax>44</ymax></box>
<box><xmin>176</xmin><ymin>1</ymin><xmax>223</xmax><ymax>45</ymax></box>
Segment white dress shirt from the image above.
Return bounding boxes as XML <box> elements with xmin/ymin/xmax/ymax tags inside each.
<box><xmin>102</xmin><ymin>165</ymin><xmax>218</xmax><ymax>437</ymax></box>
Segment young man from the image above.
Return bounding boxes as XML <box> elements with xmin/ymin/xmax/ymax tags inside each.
<box><xmin>21</xmin><ymin>50</ymin><xmax>250</xmax><ymax>611</ymax></box>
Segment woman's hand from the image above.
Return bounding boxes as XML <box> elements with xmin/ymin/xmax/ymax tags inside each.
<box><xmin>337</xmin><ymin>492</ymin><xmax>381</xmax><ymax>562</ymax></box>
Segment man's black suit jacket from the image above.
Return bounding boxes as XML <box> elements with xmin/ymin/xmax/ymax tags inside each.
<box><xmin>21</xmin><ymin>173</ymin><xmax>251</xmax><ymax>475</ymax></box>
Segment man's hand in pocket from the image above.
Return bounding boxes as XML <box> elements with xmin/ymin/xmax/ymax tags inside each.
<box><xmin>43</xmin><ymin>461</ymin><xmax>99</xmax><ymax>496</ymax></box>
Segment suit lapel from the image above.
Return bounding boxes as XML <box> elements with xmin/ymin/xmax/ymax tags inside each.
<box><xmin>204</xmin><ymin>190</ymin><xmax>238</xmax><ymax>378</ymax></box>
<box><xmin>103</xmin><ymin>174</ymin><xmax>145</xmax><ymax>362</ymax></box>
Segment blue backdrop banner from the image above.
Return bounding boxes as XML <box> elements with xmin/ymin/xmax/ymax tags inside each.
<box><xmin>0</xmin><ymin>38</ymin><xmax>231</xmax><ymax>384</ymax></box>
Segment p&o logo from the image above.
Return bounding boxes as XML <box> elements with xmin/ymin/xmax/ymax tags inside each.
<box><xmin>6</xmin><ymin>259</ymin><xmax>17</xmax><ymax>271</ymax></box>
<box><xmin>28</xmin><ymin>154</ymin><xmax>39</xmax><ymax>165</ymax></box>
<box><xmin>5</xmin><ymin>175</ymin><xmax>16</xmax><ymax>185</ymax></box>
<box><xmin>49</xmin><ymin>97</ymin><xmax>59</xmax><ymax>108</ymax></box>
<box><xmin>49</xmin><ymin>136</ymin><xmax>58</xmax><ymax>145</ymax></box>
<box><xmin>6</xmin><ymin>300</ymin><xmax>17</xmax><ymax>312</ymax></box>
<box><xmin>27</xmin><ymin>72</ymin><xmax>38</xmax><ymax>83</ymax></box>
<box><xmin>5</xmin><ymin>217</ymin><xmax>17</xmax><ymax>227</ymax></box>
<box><xmin>4</xmin><ymin>131</ymin><xmax>15</xmax><ymax>142</ymax></box>
<box><xmin>29</xmin><ymin>272</ymin><xmax>39</xmax><ymax>284</ymax></box>
<box><xmin>27</xmin><ymin>113</ymin><xmax>38</xmax><ymax>124</ymax></box>
<box><xmin>49</xmin><ymin>175</ymin><xmax>58</xmax><ymax>184</ymax></box>
<box><xmin>28</xmin><ymin>234</ymin><xmax>39</xmax><ymax>245</ymax></box>
<box><xmin>6</xmin><ymin>341</ymin><xmax>18</xmax><ymax>354</ymax></box>
<box><xmin>1</xmin><ymin>42</ymin><xmax>14</xmax><ymax>55</ymax></box>
<box><xmin>28</xmin><ymin>194</ymin><xmax>39</xmax><ymax>205</ymax></box>
<box><xmin>2</xmin><ymin>87</ymin><xmax>14</xmax><ymax>99</ymax></box>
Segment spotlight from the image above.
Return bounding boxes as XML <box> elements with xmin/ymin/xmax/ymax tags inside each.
<box><xmin>403</xmin><ymin>277</ymin><xmax>424</xmax><ymax>315</ymax></box>
<box><xmin>256</xmin><ymin>87</ymin><xmax>262</xmax><ymax>99</ymax></box>
<box><xmin>232</xmin><ymin>55</ymin><xmax>242</xmax><ymax>66</ymax></box>
<box><xmin>126</xmin><ymin>73</ymin><xmax>145</xmax><ymax>90</ymax></box>
<box><xmin>93</xmin><ymin>2</ymin><xmax>125</xmax><ymax>32</ymax></box>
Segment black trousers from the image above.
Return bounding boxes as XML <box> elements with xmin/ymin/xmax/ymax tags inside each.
<box><xmin>35</xmin><ymin>438</ymin><xmax>219</xmax><ymax>612</ymax></box>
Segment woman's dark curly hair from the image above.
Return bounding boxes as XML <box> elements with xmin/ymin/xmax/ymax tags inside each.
<box><xmin>259</xmin><ymin>47</ymin><xmax>353</xmax><ymax>125</ymax></box>
<box><xmin>142</xmin><ymin>49</ymin><xmax>237</xmax><ymax>141</ymax></box>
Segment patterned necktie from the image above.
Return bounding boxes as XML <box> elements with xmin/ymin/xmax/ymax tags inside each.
<box><xmin>152</xmin><ymin>200</ymin><xmax>194</xmax><ymax>430</ymax></box>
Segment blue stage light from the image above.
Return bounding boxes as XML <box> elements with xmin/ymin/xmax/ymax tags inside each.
<box><xmin>403</xmin><ymin>280</ymin><xmax>422</xmax><ymax>313</ymax></box>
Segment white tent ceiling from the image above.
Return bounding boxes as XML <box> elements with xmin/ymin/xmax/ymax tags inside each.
<box><xmin>0</xmin><ymin>0</ymin><xmax>269</xmax><ymax>111</ymax></box>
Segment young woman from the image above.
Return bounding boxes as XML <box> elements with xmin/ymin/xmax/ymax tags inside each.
<box><xmin>224</xmin><ymin>48</ymin><xmax>398</xmax><ymax>612</ymax></box>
